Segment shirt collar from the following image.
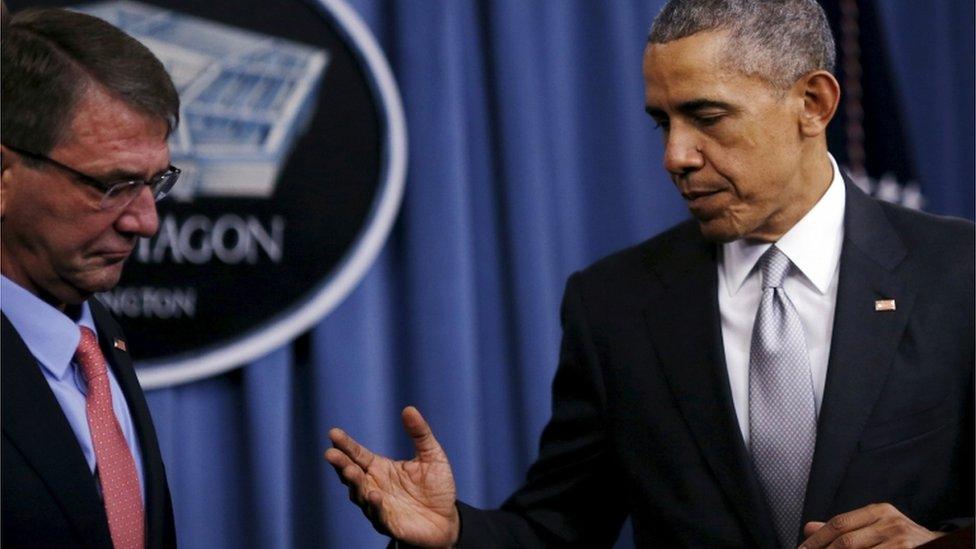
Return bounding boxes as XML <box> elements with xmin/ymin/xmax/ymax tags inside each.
<box><xmin>1</xmin><ymin>275</ymin><xmax>97</xmax><ymax>380</ymax></box>
<box><xmin>722</xmin><ymin>153</ymin><xmax>846</xmax><ymax>296</ymax></box>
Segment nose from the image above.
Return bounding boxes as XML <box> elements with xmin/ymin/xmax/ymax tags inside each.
<box><xmin>114</xmin><ymin>185</ymin><xmax>159</xmax><ymax>237</ymax></box>
<box><xmin>663</xmin><ymin>125</ymin><xmax>705</xmax><ymax>176</ymax></box>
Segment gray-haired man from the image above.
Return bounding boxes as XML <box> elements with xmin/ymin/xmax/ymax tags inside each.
<box><xmin>326</xmin><ymin>1</ymin><xmax>974</xmax><ymax>547</ymax></box>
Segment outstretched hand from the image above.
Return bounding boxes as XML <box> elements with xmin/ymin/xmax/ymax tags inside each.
<box><xmin>325</xmin><ymin>406</ymin><xmax>459</xmax><ymax>548</ymax></box>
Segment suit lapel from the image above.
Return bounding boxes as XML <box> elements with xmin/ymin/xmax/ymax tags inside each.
<box><xmin>1</xmin><ymin>314</ymin><xmax>114</xmax><ymax>547</ymax></box>
<box><xmin>801</xmin><ymin>181</ymin><xmax>914</xmax><ymax>524</ymax></box>
<box><xmin>89</xmin><ymin>300</ymin><xmax>171</xmax><ymax>549</ymax></box>
<box><xmin>642</xmin><ymin>224</ymin><xmax>780</xmax><ymax>549</ymax></box>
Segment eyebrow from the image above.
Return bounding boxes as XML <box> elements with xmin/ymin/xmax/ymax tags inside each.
<box><xmin>645</xmin><ymin>99</ymin><xmax>740</xmax><ymax>118</ymax></box>
<box><xmin>645</xmin><ymin>105</ymin><xmax>666</xmax><ymax>119</ymax></box>
<box><xmin>95</xmin><ymin>167</ymin><xmax>168</xmax><ymax>183</ymax></box>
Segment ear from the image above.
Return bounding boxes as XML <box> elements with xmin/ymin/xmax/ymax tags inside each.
<box><xmin>1</xmin><ymin>144</ymin><xmax>20</xmax><ymax>220</ymax></box>
<box><xmin>0</xmin><ymin>144</ymin><xmax>10</xmax><ymax>219</ymax></box>
<box><xmin>795</xmin><ymin>71</ymin><xmax>840</xmax><ymax>137</ymax></box>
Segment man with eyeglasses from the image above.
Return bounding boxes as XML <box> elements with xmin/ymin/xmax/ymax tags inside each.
<box><xmin>1</xmin><ymin>6</ymin><xmax>179</xmax><ymax>549</ymax></box>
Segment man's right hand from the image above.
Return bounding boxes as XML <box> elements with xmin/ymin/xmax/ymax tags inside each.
<box><xmin>325</xmin><ymin>406</ymin><xmax>460</xmax><ymax>548</ymax></box>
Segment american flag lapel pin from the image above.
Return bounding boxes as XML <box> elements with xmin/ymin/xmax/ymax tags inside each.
<box><xmin>113</xmin><ymin>338</ymin><xmax>128</xmax><ymax>352</ymax></box>
<box><xmin>874</xmin><ymin>299</ymin><xmax>896</xmax><ymax>312</ymax></box>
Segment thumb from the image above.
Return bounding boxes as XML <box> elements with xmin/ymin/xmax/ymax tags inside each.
<box><xmin>803</xmin><ymin>521</ymin><xmax>825</xmax><ymax>537</ymax></box>
<box><xmin>401</xmin><ymin>406</ymin><xmax>445</xmax><ymax>461</ymax></box>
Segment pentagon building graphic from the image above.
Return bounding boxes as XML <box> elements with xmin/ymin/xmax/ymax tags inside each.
<box><xmin>76</xmin><ymin>1</ymin><xmax>330</xmax><ymax>200</ymax></box>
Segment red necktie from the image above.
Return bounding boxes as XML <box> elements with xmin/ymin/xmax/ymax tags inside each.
<box><xmin>75</xmin><ymin>327</ymin><xmax>145</xmax><ymax>549</ymax></box>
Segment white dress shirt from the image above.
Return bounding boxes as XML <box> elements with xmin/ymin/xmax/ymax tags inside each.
<box><xmin>719</xmin><ymin>154</ymin><xmax>846</xmax><ymax>447</ymax></box>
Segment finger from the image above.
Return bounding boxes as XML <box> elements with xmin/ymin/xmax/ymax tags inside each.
<box><xmin>401</xmin><ymin>406</ymin><xmax>444</xmax><ymax>460</ymax></box>
<box><xmin>324</xmin><ymin>447</ymin><xmax>356</xmax><ymax>473</ymax></box>
<box><xmin>341</xmin><ymin>463</ymin><xmax>375</xmax><ymax>509</ymax></box>
<box><xmin>324</xmin><ymin>447</ymin><xmax>353</xmax><ymax>469</ymax></box>
<box><xmin>341</xmin><ymin>463</ymin><xmax>366</xmax><ymax>487</ymax></box>
<box><xmin>823</xmin><ymin>527</ymin><xmax>884</xmax><ymax>549</ymax></box>
<box><xmin>803</xmin><ymin>521</ymin><xmax>826</xmax><ymax>537</ymax></box>
<box><xmin>800</xmin><ymin>507</ymin><xmax>882</xmax><ymax>548</ymax></box>
<box><xmin>324</xmin><ymin>448</ymin><xmax>358</xmax><ymax>484</ymax></box>
<box><xmin>365</xmin><ymin>489</ymin><xmax>383</xmax><ymax>508</ymax></box>
<box><xmin>329</xmin><ymin>427</ymin><xmax>378</xmax><ymax>472</ymax></box>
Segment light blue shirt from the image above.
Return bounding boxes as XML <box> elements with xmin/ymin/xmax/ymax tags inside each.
<box><xmin>1</xmin><ymin>275</ymin><xmax>146</xmax><ymax>503</ymax></box>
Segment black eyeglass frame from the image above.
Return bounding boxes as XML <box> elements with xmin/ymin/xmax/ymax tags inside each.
<box><xmin>2</xmin><ymin>142</ymin><xmax>181</xmax><ymax>210</ymax></box>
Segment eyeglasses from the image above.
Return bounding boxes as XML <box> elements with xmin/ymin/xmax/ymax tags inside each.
<box><xmin>3</xmin><ymin>142</ymin><xmax>180</xmax><ymax>211</ymax></box>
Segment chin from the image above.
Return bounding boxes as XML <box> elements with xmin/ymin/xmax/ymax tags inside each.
<box><xmin>696</xmin><ymin>219</ymin><xmax>742</xmax><ymax>243</ymax></box>
<box><xmin>74</xmin><ymin>268</ymin><xmax>124</xmax><ymax>297</ymax></box>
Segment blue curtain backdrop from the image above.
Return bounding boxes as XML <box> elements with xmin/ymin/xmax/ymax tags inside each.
<box><xmin>141</xmin><ymin>1</ymin><xmax>975</xmax><ymax>547</ymax></box>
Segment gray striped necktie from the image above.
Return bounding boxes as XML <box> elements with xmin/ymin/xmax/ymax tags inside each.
<box><xmin>748</xmin><ymin>245</ymin><xmax>817</xmax><ymax>548</ymax></box>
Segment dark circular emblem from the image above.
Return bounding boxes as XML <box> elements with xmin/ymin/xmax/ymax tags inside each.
<box><xmin>62</xmin><ymin>0</ymin><xmax>407</xmax><ymax>387</ymax></box>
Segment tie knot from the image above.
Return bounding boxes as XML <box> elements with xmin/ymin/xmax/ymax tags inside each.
<box><xmin>75</xmin><ymin>326</ymin><xmax>107</xmax><ymax>381</ymax></box>
<box><xmin>759</xmin><ymin>246</ymin><xmax>791</xmax><ymax>289</ymax></box>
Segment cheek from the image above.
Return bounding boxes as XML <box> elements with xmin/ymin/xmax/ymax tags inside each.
<box><xmin>705</xmin><ymin>148</ymin><xmax>751</xmax><ymax>199</ymax></box>
<box><xmin>17</xmin><ymin>202</ymin><xmax>109</xmax><ymax>259</ymax></box>
<box><xmin>754</xmin><ymin>111</ymin><xmax>802</xmax><ymax>167</ymax></box>
<box><xmin>714</xmin><ymin>137</ymin><xmax>794</xmax><ymax>202</ymax></box>
<box><xmin>58</xmin><ymin>217</ymin><xmax>115</xmax><ymax>255</ymax></box>
<box><xmin>704</xmin><ymin>126</ymin><xmax>766</xmax><ymax>192</ymax></box>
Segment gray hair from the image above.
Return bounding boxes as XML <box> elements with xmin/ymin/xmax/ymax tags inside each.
<box><xmin>648</xmin><ymin>0</ymin><xmax>836</xmax><ymax>89</ymax></box>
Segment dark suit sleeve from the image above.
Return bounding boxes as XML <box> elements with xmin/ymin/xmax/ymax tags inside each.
<box><xmin>935</xmin><ymin>367</ymin><xmax>975</xmax><ymax>533</ymax></box>
<box><xmin>449</xmin><ymin>273</ymin><xmax>628</xmax><ymax>548</ymax></box>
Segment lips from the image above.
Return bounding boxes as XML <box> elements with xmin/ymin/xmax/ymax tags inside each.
<box><xmin>680</xmin><ymin>188</ymin><xmax>728</xmax><ymax>218</ymax></box>
<box><xmin>680</xmin><ymin>189</ymin><xmax>723</xmax><ymax>201</ymax></box>
<box><xmin>97</xmin><ymin>248</ymin><xmax>134</xmax><ymax>262</ymax></box>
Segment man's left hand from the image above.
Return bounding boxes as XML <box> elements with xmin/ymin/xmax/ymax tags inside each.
<box><xmin>799</xmin><ymin>503</ymin><xmax>944</xmax><ymax>548</ymax></box>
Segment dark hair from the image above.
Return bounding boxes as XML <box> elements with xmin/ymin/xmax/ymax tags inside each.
<box><xmin>1</xmin><ymin>7</ymin><xmax>179</xmax><ymax>155</ymax></box>
<box><xmin>649</xmin><ymin>0</ymin><xmax>835</xmax><ymax>89</ymax></box>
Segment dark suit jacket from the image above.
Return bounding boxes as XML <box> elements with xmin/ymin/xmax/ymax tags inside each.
<box><xmin>2</xmin><ymin>299</ymin><xmax>177</xmax><ymax>548</ymax></box>
<box><xmin>455</xmin><ymin>182</ymin><xmax>974</xmax><ymax>548</ymax></box>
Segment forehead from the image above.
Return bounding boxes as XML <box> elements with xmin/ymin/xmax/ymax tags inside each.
<box><xmin>58</xmin><ymin>85</ymin><xmax>170</xmax><ymax>174</ymax></box>
<box><xmin>642</xmin><ymin>30</ymin><xmax>758</xmax><ymax>108</ymax></box>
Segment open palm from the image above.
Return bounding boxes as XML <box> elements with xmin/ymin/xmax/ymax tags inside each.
<box><xmin>325</xmin><ymin>406</ymin><xmax>459</xmax><ymax>547</ymax></box>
